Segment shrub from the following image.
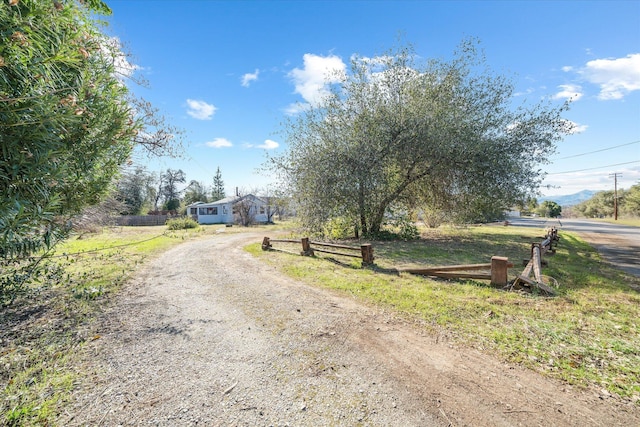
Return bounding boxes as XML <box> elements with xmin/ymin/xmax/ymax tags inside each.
<box><xmin>166</xmin><ymin>217</ymin><xmax>199</xmax><ymax>230</ymax></box>
<box><xmin>378</xmin><ymin>214</ymin><xmax>420</xmax><ymax>240</ymax></box>
<box><xmin>323</xmin><ymin>216</ymin><xmax>356</xmax><ymax>240</ymax></box>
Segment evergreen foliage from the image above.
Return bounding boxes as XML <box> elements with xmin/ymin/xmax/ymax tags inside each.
<box><xmin>211</xmin><ymin>166</ymin><xmax>226</xmax><ymax>201</ymax></box>
<box><xmin>1</xmin><ymin>0</ymin><xmax>137</xmax><ymax>260</ymax></box>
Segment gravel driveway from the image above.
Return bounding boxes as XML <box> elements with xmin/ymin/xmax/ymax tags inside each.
<box><xmin>61</xmin><ymin>232</ymin><xmax>639</xmax><ymax>426</ymax></box>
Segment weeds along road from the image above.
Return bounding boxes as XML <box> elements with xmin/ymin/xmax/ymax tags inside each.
<box><xmin>62</xmin><ymin>232</ymin><xmax>638</xmax><ymax>426</ymax></box>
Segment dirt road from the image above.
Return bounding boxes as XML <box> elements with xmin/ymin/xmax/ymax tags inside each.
<box><xmin>62</xmin><ymin>232</ymin><xmax>638</xmax><ymax>426</ymax></box>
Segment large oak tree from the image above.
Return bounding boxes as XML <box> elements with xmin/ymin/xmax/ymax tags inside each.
<box><xmin>271</xmin><ymin>40</ymin><xmax>574</xmax><ymax>235</ymax></box>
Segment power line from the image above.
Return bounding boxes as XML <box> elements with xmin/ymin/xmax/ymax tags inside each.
<box><xmin>546</xmin><ymin>160</ymin><xmax>640</xmax><ymax>175</ymax></box>
<box><xmin>553</xmin><ymin>140</ymin><xmax>640</xmax><ymax>160</ymax></box>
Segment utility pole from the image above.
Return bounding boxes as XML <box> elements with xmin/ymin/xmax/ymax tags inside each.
<box><xmin>609</xmin><ymin>172</ymin><xmax>622</xmax><ymax>220</ymax></box>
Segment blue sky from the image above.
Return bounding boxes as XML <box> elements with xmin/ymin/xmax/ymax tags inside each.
<box><xmin>106</xmin><ymin>0</ymin><xmax>639</xmax><ymax>198</ymax></box>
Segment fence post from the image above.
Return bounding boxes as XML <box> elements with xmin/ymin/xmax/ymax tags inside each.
<box><xmin>301</xmin><ymin>237</ymin><xmax>314</xmax><ymax>256</ymax></box>
<box><xmin>360</xmin><ymin>244</ymin><xmax>374</xmax><ymax>265</ymax></box>
<box><xmin>261</xmin><ymin>237</ymin><xmax>271</xmax><ymax>250</ymax></box>
<box><xmin>490</xmin><ymin>256</ymin><xmax>509</xmax><ymax>286</ymax></box>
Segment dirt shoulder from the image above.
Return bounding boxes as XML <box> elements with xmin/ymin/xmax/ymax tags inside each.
<box><xmin>61</xmin><ymin>232</ymin><xmax>639</xmax><ymax>426</ymax></box>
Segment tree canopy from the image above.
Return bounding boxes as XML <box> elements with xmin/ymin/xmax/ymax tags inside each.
<box><xmin>573</xmin><ymin>183</ymin><xmax>640</xmax><ymax>218</ymax></box>
<box><xmin>270</xmin><ymin>40</ymin><xmax>573</xmax><ymax>235</ymax></box>
<box><xmin>537</xmin><ymin>200</ymin><xmax>562</xmax><ymax>218</ymax></box>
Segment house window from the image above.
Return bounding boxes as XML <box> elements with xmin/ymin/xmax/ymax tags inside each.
<box><xmin>199</xmin><ymin>207</ymin><xmax>218</xmax><ymax>215</ymax></box>
<box><xmin>190</xmin><ymin>207</ymin><xmax>197</xmax><ymax>215</ymax></box>
<box><xmin>222</xmin><ymin>206</ymin><xmax>228</xmax><ymax>215</ymax></box>
<box><xmin>259</xmin><ymin>206</ymin><xmax>265</xmax><ymax>214</ymax></box>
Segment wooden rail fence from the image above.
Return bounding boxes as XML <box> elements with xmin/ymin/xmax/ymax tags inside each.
<box><xmin>400</xmin><ymin>256</ymin><xmax>514</xmax><ymax>287</ymax></box>
<box><xmin>262</xmin><ymin>237</ymin><xmax>374</xmax><ymax>265</ymax></box>
<box><xmin>512</xmin><ymin>227</ymin><xmax>559</xmax><ymax>295</ymax></box>
<box><xmin>262</xmin><ymin>227</ymin><xmax>561</xmax><ymax>294</ymax></box>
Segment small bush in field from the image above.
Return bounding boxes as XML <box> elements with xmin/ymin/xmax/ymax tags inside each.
<box><xmin>166</xmin><ymin>218</ymin><xmax>199</xmax><ymax>230</ymax></box>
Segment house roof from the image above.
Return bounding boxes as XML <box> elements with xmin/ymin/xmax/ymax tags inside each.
<box><xmin>187</xmin><ymin>194</ymin><xmax>265</xmax><ymax>208</ymax></box>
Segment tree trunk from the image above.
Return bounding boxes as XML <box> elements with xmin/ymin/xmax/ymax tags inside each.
<box><xmin>358</xmin><ymin>181</ymin><xmax>368</xmax><ymax>235</ymax></box>
<box><xmin>368</xmin><ymin>165</ymin><xmax>433</xmax><ymax>235</ymax></box>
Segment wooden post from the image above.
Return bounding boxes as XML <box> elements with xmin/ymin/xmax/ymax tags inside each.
<box><xmin>301</xmin><ymin>237</ymin><xmax>314</xmax><ymax>256</ymax></box>
<box><xmin>261</xmin><ymin>237</ymin><xmax>271</xmax><ymax>250</ymax></box>
<box><xmin>531</xmin><ymin>246</ymin><xmax>543</xmax><ymax>283</ymax></box>
<box><xmin>490</xmin><ymin>256</ymin><xmax>509</xmax><ymax>286</ymax></box>
<box><xmin>360</xmin><ymin>243</ymin><xmax>374</xmax><ymax>265</ymax></box>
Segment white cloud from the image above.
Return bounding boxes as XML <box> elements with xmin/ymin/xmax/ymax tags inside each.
<box><xmin>257</xmin><ymin>139</ymin><xmax>279</xmax><ymax>150</ymax></box>
<box><xmin>541</xmin><ymin>165</ymin><xmax>640</xmax><ymax>196</ymax></box>
<box><xmin>241</xmin><ymin>69</ymin><xmax>260</xmax><ymax>87</ymax></box>
<box><xmin>580</xmin><ymin>53</ymin><xmax>640</xmax><ymax>100</ymax></box>
<box><xmin>243</xmin><ymin>139</ymin><xmax>280</xmax><ymax>150</ymax></box>
<box><xmin>561</xmin><ymin>66</ymin><xmax>573</xmax><ymax>72</ymax></box>
<box><xmin>186</xmin><ymin>99</ymin><xmax>216</xmax><ymax>120</ymax></box>
<box><xmin>101</xmin><ymin>36</ymin><xmax>141</xmax><ymax>81</ymax></box>
<box><xmin>552</xmin><ymin>84</ymin><xmax>583</xmax><ymax>101</ymax></box>
<box><xmin>205</xmin><ymin>137</ymin><xmax>232</xmax><ymax>148</ymax></box>
<box><xmin>562</xmin><ymin>119</ymin><xmax>588</xmax><ymax>134</ymax></box>
<box><xmin>288</xmin><ymin>53</ymin><xmax>346</xmax><ymax>106</ymax></box>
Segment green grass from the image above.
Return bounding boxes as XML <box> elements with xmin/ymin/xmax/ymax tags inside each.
<box><xmin>250</xmin><ymin>224</ymin><xmax>640</xmax><ymax>402</ymax></box>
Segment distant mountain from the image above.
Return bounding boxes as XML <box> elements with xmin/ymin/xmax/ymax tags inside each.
<box><xmin>539</xmin><ymin>190</ymin><xmax>598</xmax><ymax>207</ymax></box>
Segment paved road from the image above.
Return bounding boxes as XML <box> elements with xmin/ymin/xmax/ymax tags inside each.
<box><xmin>508</xmin><ymin>217</ymin><xmax>640</xmax><ymax>277</ymax></box>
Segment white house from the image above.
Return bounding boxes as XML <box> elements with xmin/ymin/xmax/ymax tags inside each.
<box><xmin>187</xmin><ymin>194</ymin><xmax>269</xmax><ymax>225</ymax></box>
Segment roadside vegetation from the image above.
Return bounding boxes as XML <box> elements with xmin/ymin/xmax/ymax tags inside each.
<box><xmin>572</xmin><ymin>183</ymin><xmax>640</xmax><ymax>219</ymax></box>
<box><xmin>250</xmin><ymin>223</ymin><xmax>640</xmax><ymax>403</ymax></box>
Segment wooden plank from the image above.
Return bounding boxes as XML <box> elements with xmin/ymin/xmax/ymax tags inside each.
<box><xmin>520</xmin><ymin>258</ymin><xmax>534</xmax><ymax>278</ymax></box>
<box><xmin>433</xmin><ymin>272</ymin><xmax>491</xmax><ymax>280</ymax></box>
<box><xmin>402</xmin><ymin>263</ymin><xmax>492</xmax><ymax>273</ymax></box>
<box><xmin>405</xmin><ymin>271</ymin><xmax>492</xmax><ymax>280</ymax></box>
<box><xmin>310</xmin><ymin>241</ymin><xmax>361</xmax><ymax>251</ymax></box>
<box><xmin>269</xmin><ymin>238</ymin><xmax>302</xmax><ymax>244</ymax></box>
<box><xmin>532</xmin><ymin>247</ymin><xmax>543</xmax><ymax>282</ymax></box>
<box><xmin>312</xmin><ymin>247</ymin><xmax>361</xmax><ymax>258</ymax></box>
